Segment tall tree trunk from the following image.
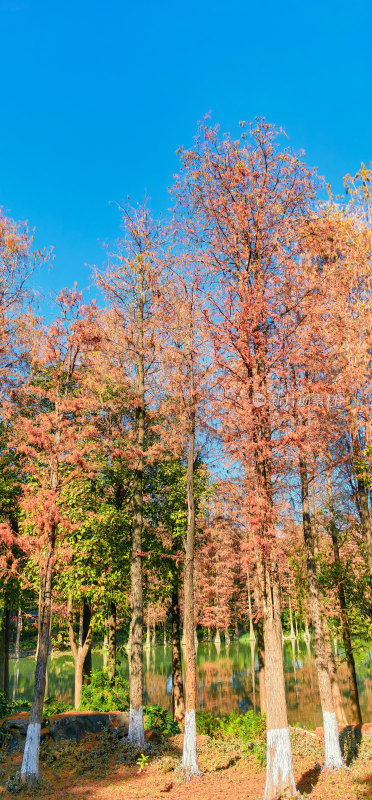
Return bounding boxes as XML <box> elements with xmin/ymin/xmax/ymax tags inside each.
<box><xmin>288</xmin><ymin>595</ymin><xmax>295</xmax><ymax>639</ymax></box>
<box><xmin>358</xmin><ymin>479</ymin><xmax>372</xmax><ymax>583</ymax></box>
<box><xmin>181</xmin><ymin>396</ymin><xmax>199</xmax><ymax>775</ymax></box>
<box><xmin>3</xmin><ymin>608</ymin><xmax>9</xmax><ymax>700</ymax></box>
<box><xmin>322</xmin><ymin>616</ymin><xmax>348</xmax><ymax>726</ymax></box>
<box><xmin>254</xmin><ymin>581</ymin><xmax>266</xmax><ymax>715</ymax></box>
<box><xmin>345</xmin><ymin>397</ymin><xmax>372</xmax><ymax>584</ymax></box>
<box><xmin>15</xmin><ymin>608</ymin><xmax>22</xmax><ymax>660</ymax></box>
<box><xmin>250</xmin><ymin>638</ymin><xmax>256</xmax><ymax>713</ymax></box>
<box><xmin>108</xmin><ymin>601</ymin><xmax>116</xmax><ymax>681</ymax></box>
<box><xmin>74</xmin><ymin>653</ymin><xmax>85</xmax><ymax>708</ymax></box>
<box><xmin>291</xmin><ymin>637</ymin><xmax>298</xmax><ymax>687</ymax></box>
<box><xmin>67</xmin><ymin>599</ymin><xmax>95</xmax><ymax>709</ymax></box>
<box><xmin>257</xmin><ymin>618</ymin><xmax>266</xmax><ymax>715</ymax></box>
<box><xmin>128</xmin><ymin>293</ymin><xmax>145</xmax><ymax>747</ymax></box>
<box><xmin>171</xmin><ymin>587</ymin><xmax>185</xmax><ymax>724</ymax></box>
<box><xmin>21</xmin><ymin>540</ymin><xmax>54</xmax><ymax>785</ymax></box>
<box><xmin>326</xmin><ymin>461</ymin><xmax>362</xmax><ymax>724</ymax></box>
<box><xmin>262</xmin><ymin>568</ymin><xmax>296</xmax><ymax>800</ymax></box>
<box><xmin>82</xmin><ymin>601</ymin><xmax>92</xmax><ymax>684</ymax></box>
<box><xmin>12</xmin><ymin>660</ymin><xmax>20</xmax><ymax>702</ymax></box>
<box><xmin>299</xmin><ymin>456</ymin><xmax>344</xmax><ymax>768</ymax></box>
<box><xmin>103</xmin><ymin>621</ymin><xmax>108</xmax><ymax>668</ymax></box>
<box><xmin>35</xmin><ymin>581</ymin><xmax>42</xmax><ymax>662</ymax></box>
<box><xmin>0</xmin><ymin>605</ymin><xmax>9</xmax><ymax>699</ymax></box>
<box><xmin>247</xmin><ymin>571</ymin><xmax>256</xmax><ymax>642</ymax></box>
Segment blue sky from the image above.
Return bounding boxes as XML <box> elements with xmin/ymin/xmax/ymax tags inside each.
<box><xmin>1</xmin><ymin>0</ymin><xmax>371</xmax><ymax>307</ymax></box>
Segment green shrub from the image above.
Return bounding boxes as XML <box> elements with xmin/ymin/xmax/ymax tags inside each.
<box><xmin>143</xmin><ymin>704</ymin><xmax>180</xmax><ymax>735</ymax></box>
<box><xmin>196</xmin><ymin>710</ymin><xmax>222</xmax><ymax>736</ymax></box>
<box><xmin>0</xmin><ymin>692</ymin><xmax>31</xmax><ymax>719</ymax></box>
<box><xmin>43</xmin><ymin>697</ymin><xmax>73</xmax><ymax>717</ymax></box>
<box><xmin>0</xmin><ymin>692</ymin><xmax>11</xmax><ymax>719</ymax></box>
<box><xmin>197</xmin><ymin>709</ymin><xmax>266</xmax><ymax>764</ymax></box>
<box><xmin>220</xmin><ymin>710</ymin><xmax>266</xmax><ymax>763</ymax></box>
<box><xmin>79</xmin><ymin>669</ymin><xmax>129</xmax><ymax>712</ymax></box>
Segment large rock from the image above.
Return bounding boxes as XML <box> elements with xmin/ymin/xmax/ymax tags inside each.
<box><xmin>49</xmin><ymin>711</ymin><xmax>129</xmax><ymax>742</ymax></box>
<box><xmin>1</xmin><ymin>714</ymin><xmax>50</xmax><ymax>752</ymax></box>
<box><xmin>2</xmin><ymin>713</ymin><xmax>30</xmax><ymax>736</ymax></box>
<box><xmin>108</xmin><ymin>711</ymin><xmax>129</xmax><ymax>740</ymax></box>
<box><xmin>1</xmin><ymin>711</ymin><xmax>130</xmax><ymax>749</ymax></box>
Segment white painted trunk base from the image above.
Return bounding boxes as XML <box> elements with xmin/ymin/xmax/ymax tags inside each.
<box><xmin>128</xmin><ymin>705</ymin><xmax>145</xmax><ymax>747</ymax></box>
<box><xmin>323</xmin><ymin>710</ymin><xmax>344</xmax><ymax>769</ymax></box>
<box><xmin>21</xmin><ymin>723</ymin><xmax>41</xmax><ymax>782</ymax></box>
<box><xmin>264</xmin><ymin>727</ymin><xmax>296</xmax><ymax>800</ymax></box>
<box><xmin>181</xmin><ymin>709</ymin><xmax>199</xmax><ymax>776</ymax></box>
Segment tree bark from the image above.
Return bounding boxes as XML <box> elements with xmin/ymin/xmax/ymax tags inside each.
<box><xmin>247</xmin><ymin>571</ymin><xmax>256</xmax><ymax>642</ymax></box>
<box><xmin>74</xmin><ymin>654</ymin><xmax>84</xmax><ymax>709</ymax></box>
<box><xmin>15</xmin><ymin>607</ymin><xmax>22</xmax><ymax>660</ymax></box>
<box><xmin>103</xmin><ymin>621</ymin><xmax>108</xmax><ymax>668</ymax></box>
<box><xmin>326</xmin><ymin>461</ymin><xmax>363</xmax><ymax>724</ymax></box>
<box><xmin>82</xmin><ymin>601</ymin><xmax>92</xmax><ymax>684</ymax></box>
<box><xmin>288</xmin><ymin>595</ymin><xmax>295</xmax><ymax>640</ymax></box>
<box><xmin>345</xmin><ymin>397</ymin><xmax>372</xmax><ymax>584</ymax></box>
<box><xmin>256</xmin><ymin>616</ymin><xmax>266</xmax><ymax>715</ymax></box>
<box><xmin>254</xmin><ymin>581</ymin><xmax>266</xmax><ymax>715</ymax></box>
<box><xmin>299</xmin><ymin>455</ymin><xmax>344</xmax><ymax>768</ymax></box>
<box><xmin>358</xmin><ymin>479</ymin><xmax>372</xmax><ymax>582</ymax></box>
<box><xmin>322</xmin><ymin>616</ymin><xmax>348</xmax><ymax>726</ymax></box>
<box><xmin>66</xmin><ymin>599</ymin><xmax>95</xmax><ymax>709</ymax></box>
<box><xmin>35</xmin><ymin>581</ymin><xmax>42</xmax><ymax>662</ymax></box>
<box><xmin>0</xmin><ymin>606</ymin><xmax>9</xmax><ymax>699</ymax></box>
<box><xmin>128</xmin><ymin>273</ymin><xmax>145</xmax><ymax>747</ymax></box>
<box><xmin>108</xmin><ymin>601</ymin><xmax>116</xmax><ymax>680</ymax></box>
<box><xmin>21</xmin><ymin>541</ymin><xmax>54</xmax><ymax>785</ymax></box>
<box><xmin>181</xmin><ymin>376</ymin><xmax>199</xmax><ymax>775</ymax></box>
<box><xmin>171</xmin><ymin>588</ymin><xmax>185</xmax><ymax>724</ymax></box>
<box><xmin>262</xmin><ymin>570</ymin><xmax>296</xmax><ymax>800</ymax></box>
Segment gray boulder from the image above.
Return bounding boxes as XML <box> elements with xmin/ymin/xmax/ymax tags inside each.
<box><xmin>49</xmin><ymin>711</ymin><xmax>129</xmax><ymax>742</ymax></box>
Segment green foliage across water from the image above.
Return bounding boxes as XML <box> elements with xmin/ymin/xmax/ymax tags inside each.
<box><xmin>0</xmin><ymin>691</ymin><xmax>31</xmax><ymax>719</ymax></box>
<box><xmin>0</xmin><ymin>692</ymin><xmax>11</xmax><ymax>719</ymax></box>
<box><xmin>79</xmin><ymin>668</ymin><xmax>129</xmax><ymax>712</ymax></box>
<box><xmin>43</xmin><ymin>696</ymin><xmax>72</xmax><ymax>716</ymax></box>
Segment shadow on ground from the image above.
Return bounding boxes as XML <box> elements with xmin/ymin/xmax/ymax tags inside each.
<box><xmin>296</xmin><ymin>763</ymin><xmax>321</xmax><ymax>795</ymax></box>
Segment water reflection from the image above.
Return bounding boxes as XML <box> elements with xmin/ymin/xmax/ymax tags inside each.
<box><xmin>9</xmin><ymin>639</ymin><xmax>371</xmax><ymax>728</ymax></box>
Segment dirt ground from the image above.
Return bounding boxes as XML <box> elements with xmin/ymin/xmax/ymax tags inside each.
<box><xmin>0</xmin><ymin>727</ymin><xmax>371</xmax><ymax>800</ymax></box>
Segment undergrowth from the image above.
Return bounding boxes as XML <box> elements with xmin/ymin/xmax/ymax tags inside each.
<box><xmin>196</xmin><ymin>709</ymin><xmax>266</xmax><ymax>765</ymax></box>
<box><xmin>78</xmin><ymin>669</ymin><xmax>129</xmax><ymax>712</ymax></box>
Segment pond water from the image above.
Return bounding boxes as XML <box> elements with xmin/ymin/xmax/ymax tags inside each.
<box><xmin>9</xmin><ymin>638</ymin><xmax>372</xmax><ymax>729</ymax></box>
